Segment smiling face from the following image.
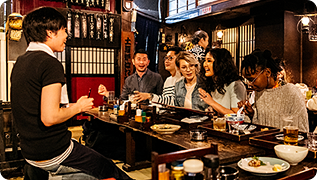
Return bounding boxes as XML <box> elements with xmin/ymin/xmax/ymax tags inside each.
<box><xmin>179</xmin><ymin>59</ymin><xmax>196</xmax><ymax>81</ymax></box>
<box><xmin>47</xmin><ymin>27</ymin><xmax>68</xmax><ymax>52</ymax></box>
<box><xmin>203</xmin><ymin>52</ymin><xmax>215</xmax><ymax>77</ymax></box>
<box><xmin>243</xmin><ymin>67</ymin><xmax>268</xmax><ymax>91</ymax></box>
<box><xmin>164</xmin><ymin>51</ymin><xmax>177</xmax><ymax>72</ymax></box>
<box><xmin>132</xmin><ymin>53</ymin><xmax>150</xmax><ymax>72</ymax></box>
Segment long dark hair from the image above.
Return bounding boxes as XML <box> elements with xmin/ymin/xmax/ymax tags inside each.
<box><xmin>242</xmin><ymin>49</ymin><xmax>282</xmax><ymax>80</ymax></box>
<box><xmin>202</xmin><ymin>48</ymin><xmax>241</xmax><ymax>94</ymax></box>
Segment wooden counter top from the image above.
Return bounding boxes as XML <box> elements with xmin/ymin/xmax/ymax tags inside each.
<box><xmin>86</xmin><ymin>108</ymin><xmax>265</xmax><ymax>164</ymax></box>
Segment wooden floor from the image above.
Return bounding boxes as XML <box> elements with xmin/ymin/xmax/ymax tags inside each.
<box><xmin>4</xmin><ymin>126</ymin><xmax>151</xmax><ymax>180</ymax></box>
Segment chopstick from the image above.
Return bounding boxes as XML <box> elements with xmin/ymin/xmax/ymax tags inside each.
<box><xmin>88</xmin><ymin>88</ymin><xmax>92</xmax><ymax>98</ymax></box>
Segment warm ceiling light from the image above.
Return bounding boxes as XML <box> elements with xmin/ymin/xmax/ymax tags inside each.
<box><xmin>217</xmin><ymin>31</ymin><xmax>223</xmax><ymax>39</ymax></box>
<box><xmin>301</xmin><ymin>16</ymin><xmax>310</xmax><ymax>26</ymax></box>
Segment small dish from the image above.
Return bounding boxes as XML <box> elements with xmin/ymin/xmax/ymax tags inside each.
<box><xmin>275</xmin><ymin>134</ymin><xmax>304</xmax><ymax>141</ymax></box>
<box><xmin>150</xmin><ymin>124</ymin><xmax>181</xmax><ymax>134</ymax></box>
<box><xmin>238</xmin><ymin>157</ymin><xmax>290</xmax><ymax>176</ymax></box>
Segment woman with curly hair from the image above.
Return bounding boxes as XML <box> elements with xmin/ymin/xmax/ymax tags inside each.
<box><xmin>198</xmin><ymin>48</ymin><xmax>247</xmax><ymax>115</ymax></box>
<box><xmin>238</xmin><ymin>49</ymin><xmax>308</xmax><ymax>132</ymax></box>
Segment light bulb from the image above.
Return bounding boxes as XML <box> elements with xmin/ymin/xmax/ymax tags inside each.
<box><xmin>301</xmin><ymin>16</ymin><xmax>310</xmax><ymax>26</ymax></box>
<box><xmin>217</xmin><ymin>31</ymin><xmax>223</xmax><ymax>39</ymax></box>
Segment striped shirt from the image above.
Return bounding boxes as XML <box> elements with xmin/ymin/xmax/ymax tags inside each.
<box><xmin>152</xmin><ymin>72</ymin><xmax>182</xmax><ymax>105</ymax></box>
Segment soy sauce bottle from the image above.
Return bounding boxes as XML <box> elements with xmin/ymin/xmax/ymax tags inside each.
<box><xmin>183</xmin><ymin>159</ymin><xmax>204</xmax><ymax>180</ymax></box>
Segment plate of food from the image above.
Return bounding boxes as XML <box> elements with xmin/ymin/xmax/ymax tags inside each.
<box><xmin>150</xmin><ymin>124</ymin><xmax>181</xmax><ymax>134</ymax></box>
<box><xmin>237</xmin><ymin>156</ymin><xmax>290</xmax><ymax>176</ymax></box>
<box><xmin>275</xmin><ymin>134</ymin><xmax>304</xmax><ymax>141</ymax></box>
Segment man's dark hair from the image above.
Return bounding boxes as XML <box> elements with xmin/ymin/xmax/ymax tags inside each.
<box><xmin>168</xmin><ymin>46</ymin><xmax>182</xmax><ymax>56</ymax></box>
<box><xmin>134</xmin><ymin>49</ymin><xmax>148</xmax><ymax>58</ymax></box>
<box><xmin>192</xmin><ymin>30</ymin><xmax>208</xmax><ymax>45</ymax></box>
<box><xmin>201</xmin><ymin>48</ymin><xmax>241</xmax><ymax>94</ymax></box>
<box><xmin>22</xmin><ymin>7</ymin><xmax>67</xmax><ymax>44</ymax></box>
<box><xmin>242</xmin><ymin>49</ymin><xmax>282</xmax><ymax>80</ymax></box>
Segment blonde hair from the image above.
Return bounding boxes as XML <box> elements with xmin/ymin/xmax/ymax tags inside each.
<box><xmin>175</xmin><ymin>51</ymin><xmax>200</xmax><ymax>75</ymax></box>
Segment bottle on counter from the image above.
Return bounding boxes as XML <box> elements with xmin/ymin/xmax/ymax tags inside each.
<box><xmin>113</xmin><ymin>104</ymin><xmax>118</xmax><ymax>115</ymax></box>
<box><xmin>135</xmin><ymin>109</ymin><xmax>142</xmax><ymax>122</ymax></box>
<box><xmin>183</xmin><ymin>159</ymin><xmax>204</xmax><ymax>180</ymax></box>
<box><xmin>118</xmin><ymin>104</ymin><xmax>125</xmax><ymax>116</ymax></box>
<box><xmin>202</xmin><ymin>154</ymin><xmax>219</xmax><ymax>180</ymax></box>
<box><xmin>142</xmin><ymin>111</ymin><xmax>146</xmax><ymax>123</ymax></box>
<box><xmin>171</xmin><ymin>160</ymin><xmax>185</xmax><ymax>180</ymax></box>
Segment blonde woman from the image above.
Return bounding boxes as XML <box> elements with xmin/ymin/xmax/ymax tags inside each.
<box><xmin>174</xmin><ymin>51</ymin><xmax>208</xmax><ymax>111</ymax></box>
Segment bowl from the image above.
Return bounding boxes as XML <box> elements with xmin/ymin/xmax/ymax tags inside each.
<box><xmin>274</xmin><ymin>145</ymin><xmax>308</xmax><ymax>165</ymax></box>
<box><xmin>150</xmin><ymin>124</ymin><xmax>181</xmax><ymax>134</ymax></box>
<box><xmin>217</xmin><ymin>166</ymin><xmax>239</xmax><ymax>180</ymax></box>
<box><xmin>190</xmin><ymin>129</ymin><xmax>207</xmax><ymax>141</ymax></box>
<box><xmin>225</xmin><ymin>114</ymin><xmax>244</xmax><ymax>124</ymax></box>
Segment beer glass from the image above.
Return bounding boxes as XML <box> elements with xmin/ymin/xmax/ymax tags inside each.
<box><xmin>282</xmin><ymin>116</ymin><xmax>298</xmax><ymax>145</ymax></box>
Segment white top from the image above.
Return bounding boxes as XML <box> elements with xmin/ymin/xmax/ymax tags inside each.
<box><xmin>210</xmin><ymin>80</ymin><xmax>246</xmax><ymax>109</ymax></box>
<box><xmin>184</xmin><ymin>82</ymin><xmax>196</xmax><ymax>109</ymax></box>
<box><xmin>26</xmin><ymin>42</ymin><xmax>69</xmax><ymax>104</ymax></box>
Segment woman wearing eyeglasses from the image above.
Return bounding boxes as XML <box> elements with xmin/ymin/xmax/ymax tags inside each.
<box><xmin>198</xmin><ymin>48</ymin><xmax>247</xmax><ymax>116</ymax></box>
<box><xmin>174</xmin><ymin>51</ymin><xmax>208</xmax><ymax>110</ymax></box>
<box><xmin>238</xmin><ymin>49</ymin><xmax>308</xmax><ymax>132</ymax></box>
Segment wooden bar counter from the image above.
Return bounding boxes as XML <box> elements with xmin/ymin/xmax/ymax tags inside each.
<box><xmin>86</xmin><ymin>108</ymin><xmax>265</xmax><ymax>164</ymax></box>
<box><xmin>86</xmin><ymin>108</ymin><xmax>317</xmax><ymax>179</ymax></box>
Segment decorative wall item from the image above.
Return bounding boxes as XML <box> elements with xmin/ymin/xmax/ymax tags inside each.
<box><xmin>74</xmin><ymin>13</ymin><xmax>81</xmax><ymax>38</ymax></box>
<box><xmin>89</xmin><ymin>14</ymin><xmax>95</xmax><ymax>39</ymax></box>
<box><xmin>81</xmin><ymin>12</ymin><xmax>88</xmax><ymax>39</ymax></box>
<box><xmin>103</xmin><ymin>14</ymin><xmax>108</xmax><ymax>39</ymax></box>
<box><xmin>67</xmin><ymin>10</ymin><xmax>72</xmax><ymax>39</ymax></box>
<box><xmin>109</xmin><ymin>16</ymin><xmax>114</xmax><ymax>42</ymax></box>
<box><xmin>96</xmin><ymin>14</ymin><xmax>103</xmax><ymax>40</ymax></box>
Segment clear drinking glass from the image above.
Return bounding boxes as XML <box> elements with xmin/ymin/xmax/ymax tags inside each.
<box><xmin>307</xmin><ymin>132</ymin><xmax>317</xmax><ymax>151</ymax></box>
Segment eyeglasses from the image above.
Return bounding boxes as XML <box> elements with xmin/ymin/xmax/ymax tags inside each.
<box><xmin>245</xmin><ymin>70</ymin><xmax>264</xmax><ymax>86</ymax></box>
<box><xmin>164</xmin><ymin>56</ymin><xmax>175</xmax><ymax>62</ymax></box>
<box><xmin>180</xmin><ymin>64</ymin><xmax>196</xmax><ymax>71</ymax></box>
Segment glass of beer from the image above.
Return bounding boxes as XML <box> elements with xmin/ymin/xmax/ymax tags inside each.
<box><xmin>213</xmin><ymin>118</ymin><xmax>226</xmax><ymax>132</ymax></box>
<box><xmin>283</xmin><ymin>126</ymin><xmax>299</xmax><ymax>145</ymax></box>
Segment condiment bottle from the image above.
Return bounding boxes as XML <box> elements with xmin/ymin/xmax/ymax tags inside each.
<box><xmin>113</xmin><ymin>104</ymin><xmax>118</xmax><ymax>115</ymax></box>
<box><xmin>183</xmin><ymin>159</ymin><xmax>204</xmax><ymax>180</ymax></box>
<box><xmin>135</xmin><ymin>109</ymin><xmax>142</xmax><ymax>122</ymax></box>
<box><xmin>118</xmin><ymin>104</ymin><xmax>125</xmax><ymax>116</ymax></box>
<box><xmin>142</xmin><ymin>111</ymin><xmax>146</xmax><ymax>122</ymax></box>
<box><xmin>202</xmin><ymin>154</ymin><xmax>219</xmax><ymax>180</ymax></box>
<box><xmin>171</xmin><ymin>160</ymin><xmax>184</xmax><ymax>180</ymax></box>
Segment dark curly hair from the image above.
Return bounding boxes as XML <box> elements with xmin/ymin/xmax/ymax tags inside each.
<box><xmin>201</xmin><ymin>48</ymin><xmax>242</xmax><ymax>94</ymax></box>
<box><xmin>242</xmin><ymin>49</ymin><xmax>282</xmax><ymax>80</ymax></box>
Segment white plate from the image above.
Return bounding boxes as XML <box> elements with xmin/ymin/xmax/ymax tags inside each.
<box><xmin>275</xmin><ymin>134</ymin><xmax>304</xmax><ymax>141</ymax></box>
<box><xmin>237</xmin><ymin>157</ymin><xmax>290</xmax><ymax>176</ymax></box>
<box><xmin>150</xmin><ymin>124</ymin><xmax>181</xmax><ymax>134</ymax></box>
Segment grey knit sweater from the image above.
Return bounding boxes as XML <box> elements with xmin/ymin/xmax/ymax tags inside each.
<box><xmin>253</xmin><ymin>83</ymin><xmax>309</xmax><ymax>132</ymax></box>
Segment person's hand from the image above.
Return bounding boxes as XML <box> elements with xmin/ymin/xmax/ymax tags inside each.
<box><xmin>133</xmin><ymin>91</ymin><xmax>151</xmax><ymax>102</ymax></box>
<box><xmin>237</xmin><ymin>100</ymin><xmax>254</xmax><ymax>117</ymax></box>
<box><xmin>76</xmin><ymin>96</ymin><xmax>94</xmax><ymax>112</ymax></box>
<box><xmin>98</xmin><ymin>84</ymin><xmax>109</xmax><ymax>96</ymax></box>
<box><xmin>198</xmin><ymin>88</ymin><xmax>214</xmax><ymax>105</ymax></box>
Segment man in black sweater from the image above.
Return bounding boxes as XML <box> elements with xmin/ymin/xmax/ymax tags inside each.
<box><xmin>11</xmin><ymin>7</ymin><xmax>131</xmax><ymax>180</ymax></box>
